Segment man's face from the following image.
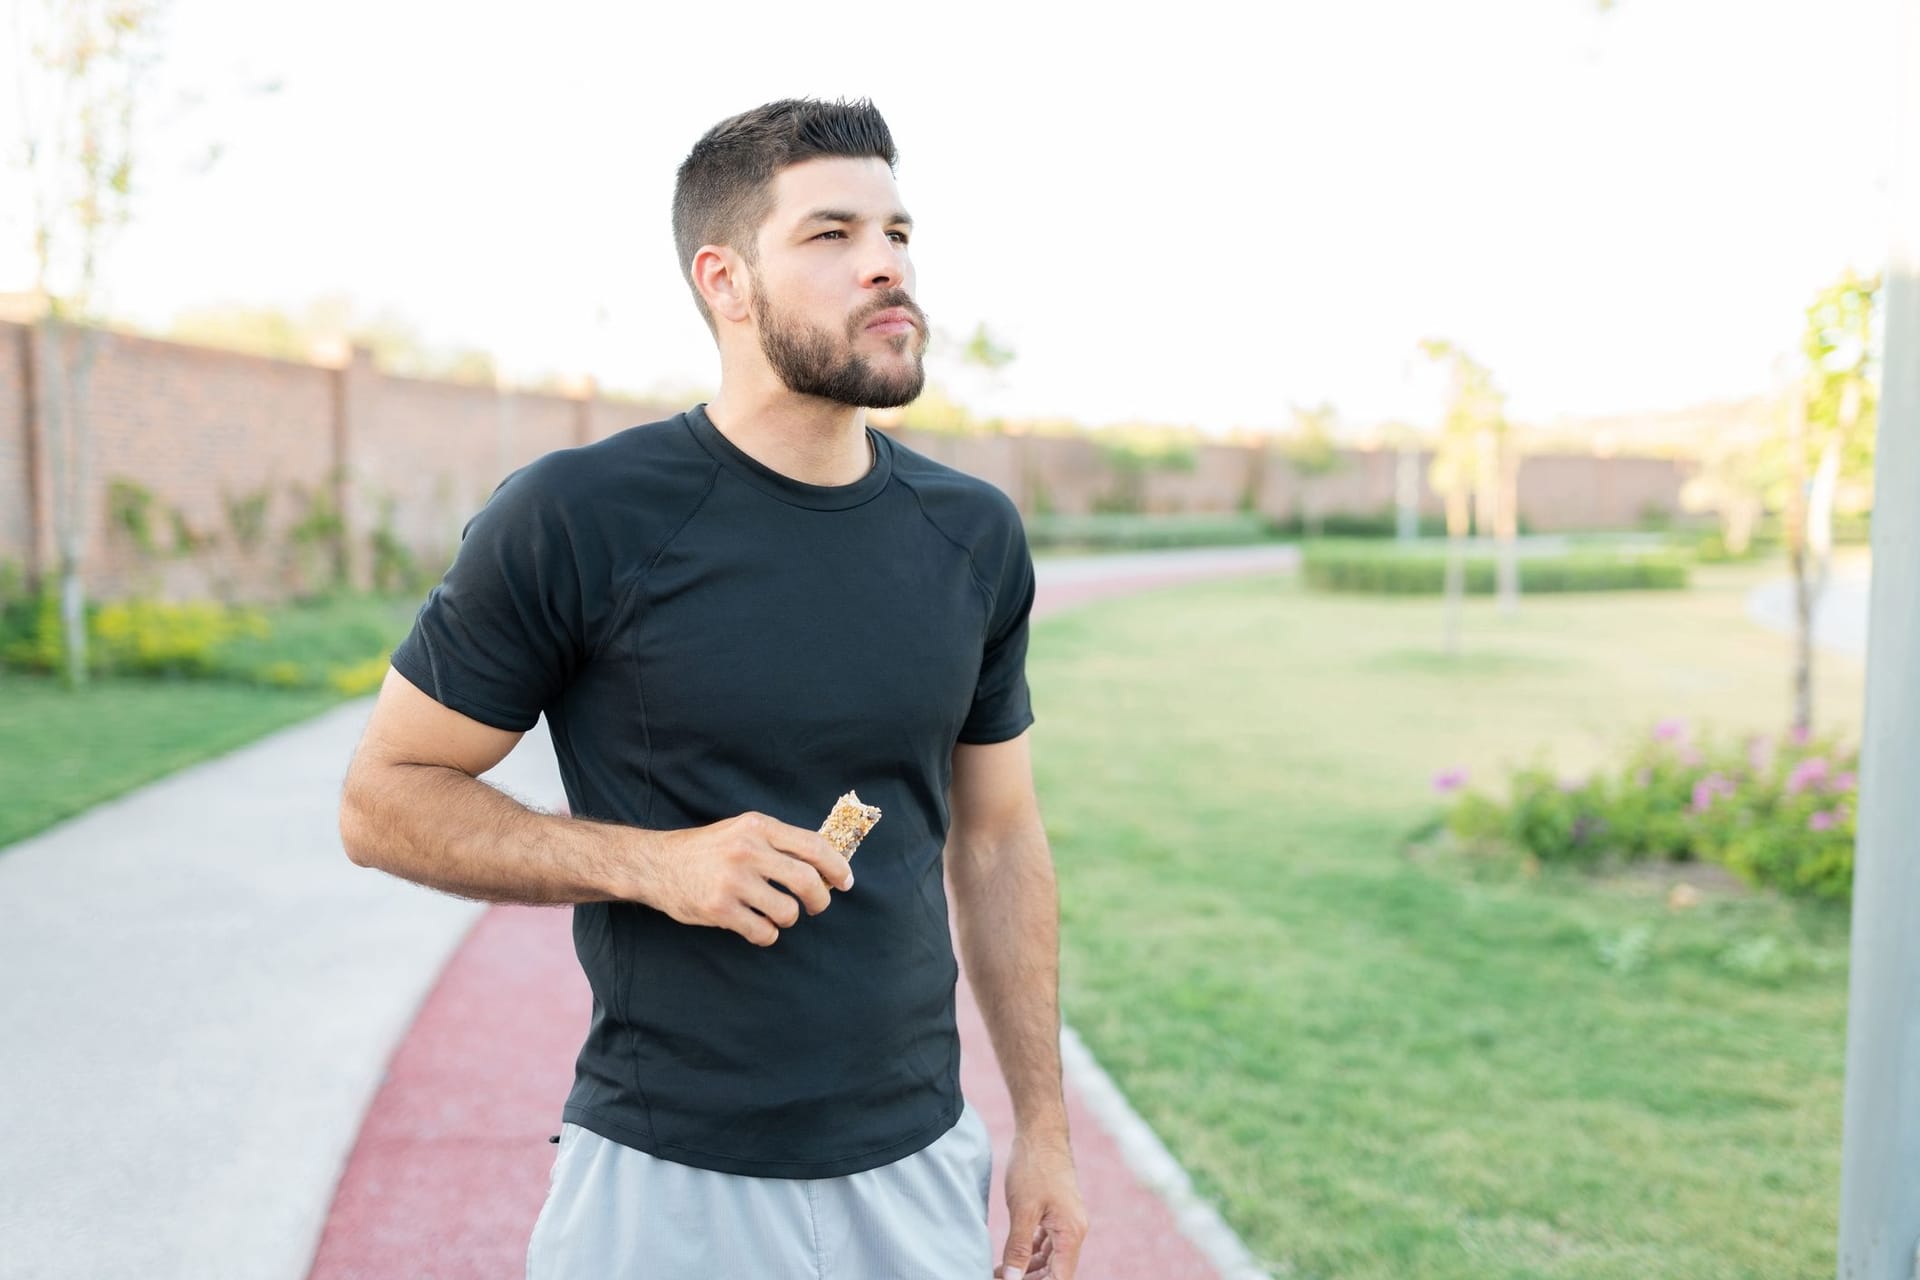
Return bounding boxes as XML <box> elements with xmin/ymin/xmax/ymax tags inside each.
<box><xmin>746</xmin><ymin>156</ymin><xmax>927</xmax><ymax>409</ymax></box>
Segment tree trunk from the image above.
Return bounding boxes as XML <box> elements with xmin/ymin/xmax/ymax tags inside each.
<box><xmin>1395</xmin><ymin>442</ymin><xmax>1421</xmax><ymax>542</ymax></box>
<box><xmin>1785</xmin><ymin>389</ymin><xmax>1813</xmax><ymax>735</ymax></box>
<box><xmin>1808</xmin><ymin>379</ymin><xmax>1859</xmax><ymax>603</ymax></box>
<box><xmin>1241</xmin><ymin>436</ymin><xmax>1268</xmax><ymax>516</ymax></box>
<box><xmin>60</xmin><ymin>561</ymin><xmax>86</xmax><ymax>684</ymax></box>
<box><xmin>37</xmin><ymin>314</ymin><xmax>99</xmax><ymax>687</ymax></box>
<box><xmin>1495</xmin><ymin>434</ymin><xmax>1521</xmax><ymax>614</ymax></box>
<box><xmin>1808</xmin><ymin>436</ymin><xmax>1842</xmax><ymax>605</ymax></box>
<box><xmin>1443</xmin><ymin>486</ymin><xmax>1471</xmax><ymax>656</ymax></box>
<box><xmin>1723</xmin><ymin>495</ymin><xmax>1762</xmax><ymax>556</ymax></box>
<box><xmin>1472</xmin><ymin>429</ymin><xmax>1498</xmax><ymax>539</ymax></box>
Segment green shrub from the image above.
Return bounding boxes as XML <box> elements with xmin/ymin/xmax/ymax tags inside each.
<box><xmin>1</xmin><ymin>590</ymin><xmax>65</xmax><ymax>672</ymax></box>
<box><xmin>1502</xmin><ymin>765</ymin><xmax>1612</xmax><ymax>866</ymax></box>
<box><xmin>1690</xmin><ymin>530</ymin><xmax>1782</xmax><ymax>563</ymax></box>
<box><xmin>1267</xmin><ymin>511</ymin><xmax>1452</xmax><ymax>539</ymax></box>
<box><xmin>254</xmin><ymin>659</ymin><xmax>311</xmax><ymax>689</ymax></box>
<box><xmin>1443</xmin><ymin>790</ymin><xmax>1507</xmax><ymax>842</ymax></box>
<box><xmin>1023</xmin><ymin>512</ymin><xmax>1281</xmax><ymax>552</ymax></box>
<box><xmin>1687</xmin><ymin>512</ymin><xmax>1868</xmax><ymax>562</ymax></box>
<box><xmin>1302</xmin><ymin>542</ymin><xmax>1689</xmax><ymax>594</ymax></box>
<box><xmin>1438</xmin><ymin>720</ymin><xmax>1858</xmax><ymax>900</ymax></box>
<box><xmin>326</xmin><ymin>654</ymin><xmax>390</xmax><ymax>696</ymax></box>
<box><xmin>0</xmin><ymin>560</ymin><xmax>24</xmax><ymax>613</ymax></box>
<box><xmin>1</xmin><ymin>592</ymin><xmax>271</xmax><ymax>677</ymax></box>
<box><xmin>89</xmin><ymin>599</ymin><xmax>270</xmax><ymax>676</ymax></box>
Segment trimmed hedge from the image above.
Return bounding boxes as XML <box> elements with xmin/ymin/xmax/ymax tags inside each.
<box><xmin>1023</xmin><ymin>512</ymin><xmax>1281</xmax><ymax>552</ymax></box>
<box><xmin>1302</xmin><ymin>542</ymin><xmax>1689</xmax><ymax>594</ymax></box>
<box><xmin>1</xmin><ymin>588</ymin><xmax>399</xmax><ymax>695</ymax></box>
<box><xmin>1269</xmin><ymin>511</ymin><xmax>1455</xmax><ymax>539</ymax></box>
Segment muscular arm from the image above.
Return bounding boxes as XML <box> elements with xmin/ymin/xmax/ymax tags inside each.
<box><xmin>339</xmin><ymin>666</ymin><xmax>850</xmax><ymax>940</ymax></box>
<box><xmin>339</xmin><ymin>665</ymin><xmax>641</xmax><ymax>903</ymax></box>
<box><xmin>948</xmin><ymin>730</ymin><xmax>1090</xmax><ymax>1276</ymax></box>
<box><xmin>945</xmin><ymin>730</ymin><xmax>1070</xmax><ymax>1145</ymax></box>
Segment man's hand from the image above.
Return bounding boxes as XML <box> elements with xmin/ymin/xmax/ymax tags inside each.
<box><xmin>997</xmin><ymin>1133</ymin><xmax>1088</xmax><ymax>1279</ymax></box>
<box><xmin>631</xmin><ymin>812</ymin><xmax>853</xmax><ymax>947</ymax></box>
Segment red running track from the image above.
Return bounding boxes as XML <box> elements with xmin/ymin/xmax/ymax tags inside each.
<box><xmin>308</xmin><ymin>560</ymin><xmax>1284</xmax><ymax>1279</ymax></box>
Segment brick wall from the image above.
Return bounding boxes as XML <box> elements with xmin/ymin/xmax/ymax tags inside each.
<box><xmin>0</xmin><ymin>325</ymin><xmax>31</xmax><ymax>567</ymax></box>
<box><xmin>881</xmin><ymin>429</ymin><xmax>1686</xmax><ymax>531</ymax></box>
<box><xmin>0</xmin><ymin>318</ymin><xmax>1690</xmax><ymax>603</ymax></box>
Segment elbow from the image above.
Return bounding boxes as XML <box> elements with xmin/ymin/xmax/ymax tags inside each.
<box><xmin>336</xmin><ymin>786</ymin><xmax>378</xmax><ymax>869</ymax></box>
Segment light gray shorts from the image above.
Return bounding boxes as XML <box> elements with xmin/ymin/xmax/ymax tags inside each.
<box><xmin>525</xmin><ymin>1101</ymin><xmax>994</xmax><ymax>1279</ymax></box>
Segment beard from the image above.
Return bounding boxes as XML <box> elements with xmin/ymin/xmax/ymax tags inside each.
<box><xmin>752</xmin><ymin>280</ymin><xmax>928</xmax><ymax>409</ymax></box>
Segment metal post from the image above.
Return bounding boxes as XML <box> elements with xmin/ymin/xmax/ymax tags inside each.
<box><xmin>1834</xmin><ymin>1</ymin><xmax>1920</xmax><ymax>1274</ymax></box>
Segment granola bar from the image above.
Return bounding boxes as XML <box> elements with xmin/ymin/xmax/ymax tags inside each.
<box><xmin>818</xmin><ymin>790</ymin><xmax>882</xmax><ymax>858</ymax></box>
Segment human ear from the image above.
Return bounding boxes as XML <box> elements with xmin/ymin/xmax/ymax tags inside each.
<box><xmin>692</xmin><ymin>246</ymin><xmax>752</xmax><ymax>324</ymax></box>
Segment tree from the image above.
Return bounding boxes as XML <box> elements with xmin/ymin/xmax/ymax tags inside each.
<box><xmin>10</xmin><ymin>0</ymin><xmax>168</xmax><ymax>686</ymax></box>
<box><xmin>166</xmin><ymin>294</ymin><xmax>502</xmax><ymax>384</ymax></box>
<box><xmin>1796</xmin><ymin>269</ymin><xmax>1881</xmax><ymax>590</ymax></box>
<box><xmin>1419</xmin><ymin>338</ymin><xmax>1512</xmax><ymax>650</ymax></box>
<box><xmin>1283</xmin><ymin>401</ymin><xmax>1343</xmax><ymax>539</ymax></box>
<box><xmin>960</xmin><ymin>320</ymin><xmax>1016</xmax><ymax>374</ymax></box>
<box><xmin>1491</xmin><ymin>417</ymin><xmax>1523</xmax><ymax>615</ymax></box>
<box><xmin>1381</xmin><ymin>420</ymin><xmax>1423</xmax><ymax>542</ymax></box>
<box><xmin>1678</xmin><ymin>416</ymin><xmax>1772</xmax><ymax>554</ymax></box>
<box><xmin>1778</xmin><ymin>268</ymin><xmax>1882</xmax><ymax>735</ymax></box>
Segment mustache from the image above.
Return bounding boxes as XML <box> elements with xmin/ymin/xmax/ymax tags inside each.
<box><xmin>850</xmin><ymin>290</ymin><xmax>928</xmax><ymax>335</ymax></box>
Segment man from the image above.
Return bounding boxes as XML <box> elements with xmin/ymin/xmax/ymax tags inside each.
<box><xmin>338</xmin><ymin>98</ymin><xmax>1088</xmax><ymax>1279</ymax></box>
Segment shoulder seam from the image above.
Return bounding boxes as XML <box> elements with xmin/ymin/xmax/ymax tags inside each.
<box><xmin>593</xmin><ymin>460</ymin><xmax>723</xmax><ymax>659</ymax></box>
<box><xmin>892</xmin><ymin>469</ymin><xmax>995</xmax><ymax>616</ymax></box>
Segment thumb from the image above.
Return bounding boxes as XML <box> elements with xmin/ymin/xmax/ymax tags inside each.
<box><xmin>999</xmin><ymin>1203</ymin><xmax>1041</xmax><ymax>1279</ymax></box>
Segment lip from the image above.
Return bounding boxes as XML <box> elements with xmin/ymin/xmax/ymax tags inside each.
<box><xmin>864</xmin><ymin>308</ymin><xmax>919</xmax><ymax>335</ymax></box>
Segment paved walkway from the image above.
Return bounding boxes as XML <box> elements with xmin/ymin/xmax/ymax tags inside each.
<box><xmin>1743</xmin><ymin>559</ymin><xmax>1872</xmax><ymax>659</ymax></box>
<box><xmin>0</xmin><ymin>545</ymin><xmax>1294</xmax><ymax>1280</ymax></box>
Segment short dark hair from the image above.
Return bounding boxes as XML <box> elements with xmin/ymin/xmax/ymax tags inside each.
<box><xmin>673</xmin><ymin>98</ymin><xmax>899</xmax><ymax>329</ymax></box>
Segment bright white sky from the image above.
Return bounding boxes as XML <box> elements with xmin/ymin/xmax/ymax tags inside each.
<box><xmin>0</xmin><ymin>0</ymin><xmax>1900</xmax><ymax>433</ymax></box>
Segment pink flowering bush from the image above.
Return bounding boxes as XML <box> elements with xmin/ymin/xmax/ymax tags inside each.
<box><xmin>1442</xmin><ymin>720</ymin><xmax>1859</xmax><ymax>900</ymax></box>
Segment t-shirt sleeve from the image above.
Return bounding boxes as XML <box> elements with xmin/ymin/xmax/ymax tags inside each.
<box><xmin>388</xmin><ymin>460</ymin><xmax>599</xmax><ymax>733</ymax></box>
<box><xmin>957</xmin><ymin>507</ymin><xmax>1037</xmax><ymax>745</ymax></box>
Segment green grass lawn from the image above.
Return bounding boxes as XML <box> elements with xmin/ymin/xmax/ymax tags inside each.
<box><xmin>0</xmin><ymin>561</ymin><xmax>1868</xmax><ymax>1276</ymax></box>
<box><xmin>0</xmin><ymin>591</ymin><xmax>422</xmax><ymax>849</ymax></box>
<box><xmin>1028</xmin><ymin>561</ymin><xmax>1863</xmax><ymax>1280</ymax></box>
<box><xmin>0</xmin><ymin>674</ymin><xmax>344</xmax><ymax>847</ymax></box>
<box><xmin>210</xmin><ymin>590</ymin><xmax>426</xmax><ymax>675</ymax></box>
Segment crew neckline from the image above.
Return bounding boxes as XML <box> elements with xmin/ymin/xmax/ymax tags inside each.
<box><xmin>685</xmin><ymin>403</ymin><xmax>893</xmax><ymax>511</ymax></box>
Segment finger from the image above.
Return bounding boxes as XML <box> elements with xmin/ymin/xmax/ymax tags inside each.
<box><xmin>764</xmin><ymin>820</ymin><xmax>854</xmax><ymax>891</ymax></box>
<box><xmin>743</xmin><ymin>878</ymin><xmax>804</xmax><ymax>930</ymax></box>
<box><xmin>726</xmin><ymin>903</ymin><xmax>780</xmax><ymax>947</ymax></box>
<box><xmin>1030</xmin><ymin>1232</ymin><xmax>1054</xmax><ymax>1266</ymax></box>
<box><xmin>755</xmin><ymin>850</ymin><xmax>832</xmax><ymax>916</ymax></box>
<box><xmin>1051</xmin><ymin>1223</ymin><xmax>1087</xmax><ymax>1279</ymax></box>
<box><xmin>1000</xmin><ymin>1203</ymin><xmax>1042</xmax><ymax>1279</ymax></box>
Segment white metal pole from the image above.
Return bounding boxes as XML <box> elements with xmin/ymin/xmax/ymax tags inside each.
<box><xmin>1834</xmin><ymin>0</ymin><xmax>1920</xmax><ymax>1274</ymax></box>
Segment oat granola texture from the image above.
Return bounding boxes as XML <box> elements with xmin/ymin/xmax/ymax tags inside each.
<box><xmin>818</xmin><ymin>791</ymin><xmax>883</xmax><ymax>857</ymax></box>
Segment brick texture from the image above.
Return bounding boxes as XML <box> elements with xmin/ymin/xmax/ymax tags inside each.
<box><xmin>0</xmin><ymin>318</ymin><xmax>1689</xmax><ymax>603</ymax></box>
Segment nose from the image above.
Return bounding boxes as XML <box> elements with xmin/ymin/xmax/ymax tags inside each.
<box><xmin>858</xmin><ymin>228</ymin><xmax>909</xmax><ymax>291</ymax></box>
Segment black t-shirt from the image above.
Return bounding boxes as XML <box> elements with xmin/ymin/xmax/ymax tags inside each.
<box><xmin>388</xmin><ymin>404</ymin><xmax>1035</xmax><ymax>1178</ymax></box>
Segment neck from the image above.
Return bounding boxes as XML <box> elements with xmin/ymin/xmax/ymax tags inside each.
<box><xmin>705</xmin><ymin>377</ymin><xmax>872</xmax><ymax>487</ymax></box>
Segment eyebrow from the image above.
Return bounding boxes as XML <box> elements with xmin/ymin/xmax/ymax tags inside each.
<box><xmin>797</xmin><ymin>208</ymin><xmax>915</xmax><ymax>231</ymax></box>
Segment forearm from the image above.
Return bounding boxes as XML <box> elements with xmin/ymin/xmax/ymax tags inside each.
<box><xmin>949</xmin><ymin>826</ymin><xmax>1070</xmax><ymax>1145</ymax></box>
<box><xmin>340</xmin><ymin>762</ymin><xmax>639</xmax><ymax>905</ymax></box>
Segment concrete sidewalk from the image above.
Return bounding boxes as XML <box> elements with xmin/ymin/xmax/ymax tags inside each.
<box><xmin>0</xmin><ymin>708</ymin><xmax>562</xmax><ymax>1280</ymax></box>
<box><xmin>1743</xmin><ymin>560</ymin><xmax>1872</xmax><ymax>660</ymax></box>
<box><xmin>0</xmin><ymin>544</ymin><xmax>1294</xmax><ymax>1280</ymax></box>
